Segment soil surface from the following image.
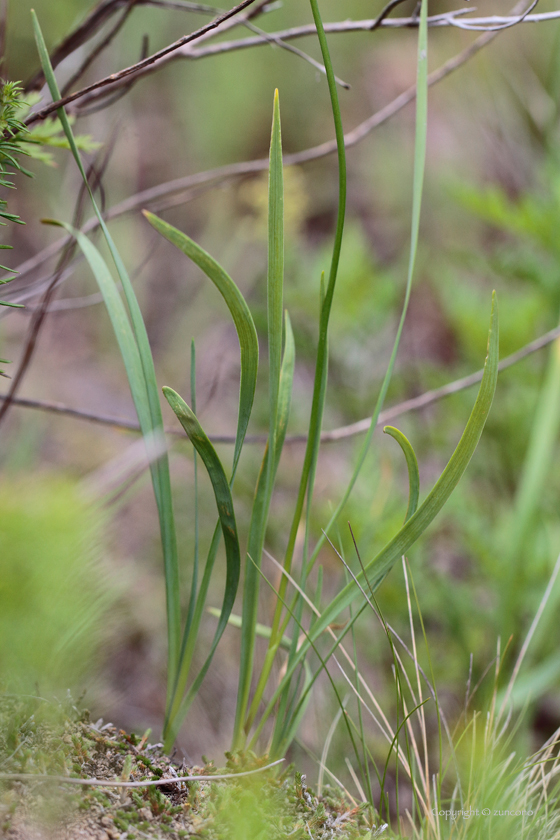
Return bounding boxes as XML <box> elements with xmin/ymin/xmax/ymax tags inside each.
<box><xmin>0</xmin><ymin>696</ymin><xmax>382</xmax><ymax>839</ymax></box>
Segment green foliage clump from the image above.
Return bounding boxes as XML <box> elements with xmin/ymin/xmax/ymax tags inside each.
<box><xmin>0</xmin><ymin>80</ymin><xmax>30</xmax><ymax>229</ymax></box>
<box><xmin>0</xmin><ymin>476</ymin><xmax>115</xmax><ymax>693</ymax></box>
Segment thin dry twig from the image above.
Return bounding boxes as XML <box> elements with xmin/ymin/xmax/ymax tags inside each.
<box><xmin>0</xmin><ymin>138</ymin><xmax>117</xmax><ymax>428</ymax></box>
<box><xmin>24</xmin><ymin>0</ymin><xmax>227</xmax><ymax>91</ymax></box>
<box><xmin>0</xmin><ymin>758</ymin><xmax>284</xmax><ymax>788</ymax></box>
<box><xmin>24</xmin><ymin>2</ymin><xmax>558</xmax><ymax>116</ymax></box>
<box><xmin>24</xmin><ymin>0</ymin><xmax>261</xmax><ymax>126</ymax></box>
<box><xmin>182</xmin><ymin>7</ymin><xmax>560</xmax><ymax>60</ymax></box>
<box><xmin>60</xmin><ymin>0</ymin><xmax>139</xmax><ymax>97</ymax></box>
<box><xmin>240</xmin><ymin>18</ymin><xmax>350</xmax><ymax>89</ymax></box>
<box><xmin>4</xmin><ymin>21</ymin><xmax>510</xmax><ymax>302</ymax></box>
<box><xmin>2</xmin><ymin>323</ymin><xmax>559</xmax><ymax>442</ymax></box>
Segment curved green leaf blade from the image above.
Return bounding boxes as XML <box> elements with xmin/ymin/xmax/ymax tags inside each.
<box><xmin>163</xmin><ymin>387</ymin><xmax>240</xmax><ymax>615</ymax></box>
<box><xmin>321</xmin><ymin>292</ymin><xmax>497</xmax><ymax>628</ymax></box>
<box><xmin>46</xmin><ymin>222</ymin><xmax>147</xmax><ymax>421</ymax></box>
<box><xmin>143</xmin><ymin>211</ymin><xmax>258</xmax><ymax>477</ymax></box>
<box><xmin>33</xmin><ymin>12</ymin><xmax>181</xmax><ymax>696</ymax></box>
<box><xmin>383</xmin><ymin>426</ymin><xmax>420</xmax><ymax>522</ymax></box>
<box><xmin>162</xmin><ymin>386</ymin><xmax>241</xmax><ymax>747</ymax></box>
<box><xmin>42</xmin><ymin>219</ymin><xmax>181</xmax><ymax>696</ymax></box>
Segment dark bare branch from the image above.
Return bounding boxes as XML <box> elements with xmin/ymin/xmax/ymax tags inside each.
<box><xmin>61</xmin><ymin>0</ymin><xmax>138</xmax><ymax>96</ymax></box>
<box><xmin>3</xmin><ymin>22</ymin><xmax>505</xmax><ymax>306</ymax></box>
<box><xmin>24</xmin><ymin>0</ymin><xmax>222</xmax><ymax>92</ymax></box>
<box><xmin>26</xmin><ymin>0</ymin><xmax>129</xmax><ymax>91</ymax></box>
<box><xmin>24</xmin><ymin>0</ymin><xmax>261</xmax><ymax>126</ymax></box>
<box><xmin>0</xmin><ymin>139</ymin><xmax>116</xmax><ymax>427</ymax></box>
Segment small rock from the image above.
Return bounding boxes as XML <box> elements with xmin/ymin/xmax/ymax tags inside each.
<box><xmin>138</xmin><ymin>808</ymin><xmax>152</xmax><ymax>821</ymax></box>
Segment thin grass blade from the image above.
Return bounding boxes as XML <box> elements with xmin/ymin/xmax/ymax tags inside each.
<box><xmin>44</xmin><ymin>221</ymin><xmax>149</xmax><ymax>430</ymax></box>
<box><xmin>303</xmin><ymin>0</ymin><xmax>430</xmax><ymax>574</ymax></box>
<box><xmin>184</xmin><ymin>340</ymin><xmax>200</xmax><ymax>640</ymax></box>
<box><xmin>232</xmin><ymin>90</ymin><xmax>286</xmax><ymax>747</ymax></box>
<box><xmin>234</xmin><ymin>311</ymin><xmax>295</xmax><ymax>745</ymax></box>
<box><xmin>247</xmin><ymin>0</ymin><xmax>348</xmax><ymax>750</ymax></box>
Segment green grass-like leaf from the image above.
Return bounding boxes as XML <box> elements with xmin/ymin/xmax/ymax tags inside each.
<box><xmin>33</xmin><ymin>11</ymin><xmax>181</xmax><ymax>700</ymax></box>
<box><xmin>233</xmin><ymin>91</ymin><xmax>288</xmax><ymax>747</ymax></box>
<box><xmin>236</xmin><ymin>311</ymin><xmax>295</xmax><ymax>742</ymax></box>
<box><xmin>161</xmin><ymin>387</ymin><xmax>241</xmax><ymax>749</ymax></box>
<box><xmin>142</xmin><ymin>210</ymin><xmax>258</xmax><ymax>477</ymax></box>
<box><xmin>141</xmin><ymin>207</ymin><xmax>260</xmax><ymax>750</ymax></box>
<box><xmin>241</xmin><ymin>0</ymin><xmax>349</xmax><ymax>753</ymax></box>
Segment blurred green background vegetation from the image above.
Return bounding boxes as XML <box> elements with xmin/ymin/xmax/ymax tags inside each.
<box><xmin>1</xmin><ymin>0</ymin><xmax>560</xmax><ymax>794</ymax></box>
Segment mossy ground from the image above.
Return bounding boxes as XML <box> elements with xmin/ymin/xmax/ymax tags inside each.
<box><xmin>0</xmin><ymin>695</ymin><xmax>385</xmax><ymax>839</ymax></box>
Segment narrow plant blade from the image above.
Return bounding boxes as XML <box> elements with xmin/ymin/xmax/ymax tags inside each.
<box><xmin>319</xmin><ymin>293</ymin><xmax>497</xmax><ymax>636</ymax></box>
<box><xmin>142</xmin><ymin>210</ymin><xmax>258</xmax><ymax>477</ymax></box>
<box><xmin>501</xmin><ymin>332</ymin><xmax>560</xmax><ymax>631</ymax></box>
<box><xmin>235</xmin><ymin>311</ymin><xmax>295</xmax><ymax>743</ymax></box>
<box><xmin>246</xmin><ymin>0</ymin><xmax>349</xmax><ymax>751</ymax></box>
<box><xmin>206</xmin><ymin>608</ymin><xmax>293</xmax><ymax>650</ymax></box>
<box><xmin>32</xmin><ymin>11</ymin><xmax>181</xmax><ymax>696</ymax></box>
<box><xmin>232</xmin><ymin>91</ymin><xmax>286</xmax><ymax>744</ymax></box>
<box><xmin>302</xmin><ymin>0</ymin><xmax>431</xmax><ymax>573</ymax></box>
<box><xmin>279</xmin><ymin>0</ymin><xmax>348</xmax><ymax>580</ymax></box>
<box><xmin>44</xmin><ymin>221</ymin><xmax>150</xmax><ymax>431</ymax></box>
<box><xmin>267</xmin><ymin>88</ymin><xmax>284</xmax><ymax>469</ymax></box>
<box><xmin>184</xmin><ymin>340</ymin><xmax>200</xmax><ymax>640</ymax></box>
<box><xmin>162</xmin><ymin>387</ymin><xmax>241</xmax><ymax>747</ymax></box>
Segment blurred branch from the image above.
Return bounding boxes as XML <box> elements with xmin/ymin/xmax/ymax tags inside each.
<box><xmin>24</xmin><ymin>0</ymin><xmax>262</xmax><ymax>126</ymax></box>
<box><xmin>23</xmin><ymin>0</ymin><xmax>551</xmax><ymax>124</ymax></box>
<box><xmin>0</xmin><ymin>137</ymin><xmax>117</xmax><ymax>428</ymax></box>
<box><xmin>240</xmin><ymin>19</ymin><xmax>350</xmax><ymax>89</ymax></box>
<box><xmin>26</xmin><ymin>0</ymin><xmax>133</xmax><ymax>91</ymax></box>
<box><xmin>0</xmin><ymin>0</ymin><xmax>7</xmax><ymax>67</ymax></box>
<box><xmin>370</xmin><ymin>0</ymin><xmax>415</xmax><ymax>32</ymax></box>
<box><xmin>3</xmin><ymin>324</ymin><xmax>560</xmax><ymax>443</ymax></box>
<box><xmin>3</xmin><ymin>23</ymin><xmax>506</xmax><ymax>303</ymax></box>
<box><xmin>24</xmin><ymin>0</ymin><xmax>224</xmax><ymax>91</ymax></box>
<box><xmin>60</xmin><ymin>0</ymin><xmax>139</xmax><ymax>97</ymax></box>
<box><xmin>184</xmin><ymin>7</ymin><xmax>560</xmax><ymax>59</ymax></box>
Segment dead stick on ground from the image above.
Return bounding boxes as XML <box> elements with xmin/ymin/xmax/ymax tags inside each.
<box><xmin>0</xmin><ymin>758</ymin><xmax>284</xmax><ymax>788</ymax></box>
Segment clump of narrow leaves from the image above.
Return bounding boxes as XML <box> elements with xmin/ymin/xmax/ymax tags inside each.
<box><xmin>29</xmin><ymin>0</ymin><xmax>498</xmax><ymax>806</ymax></box>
